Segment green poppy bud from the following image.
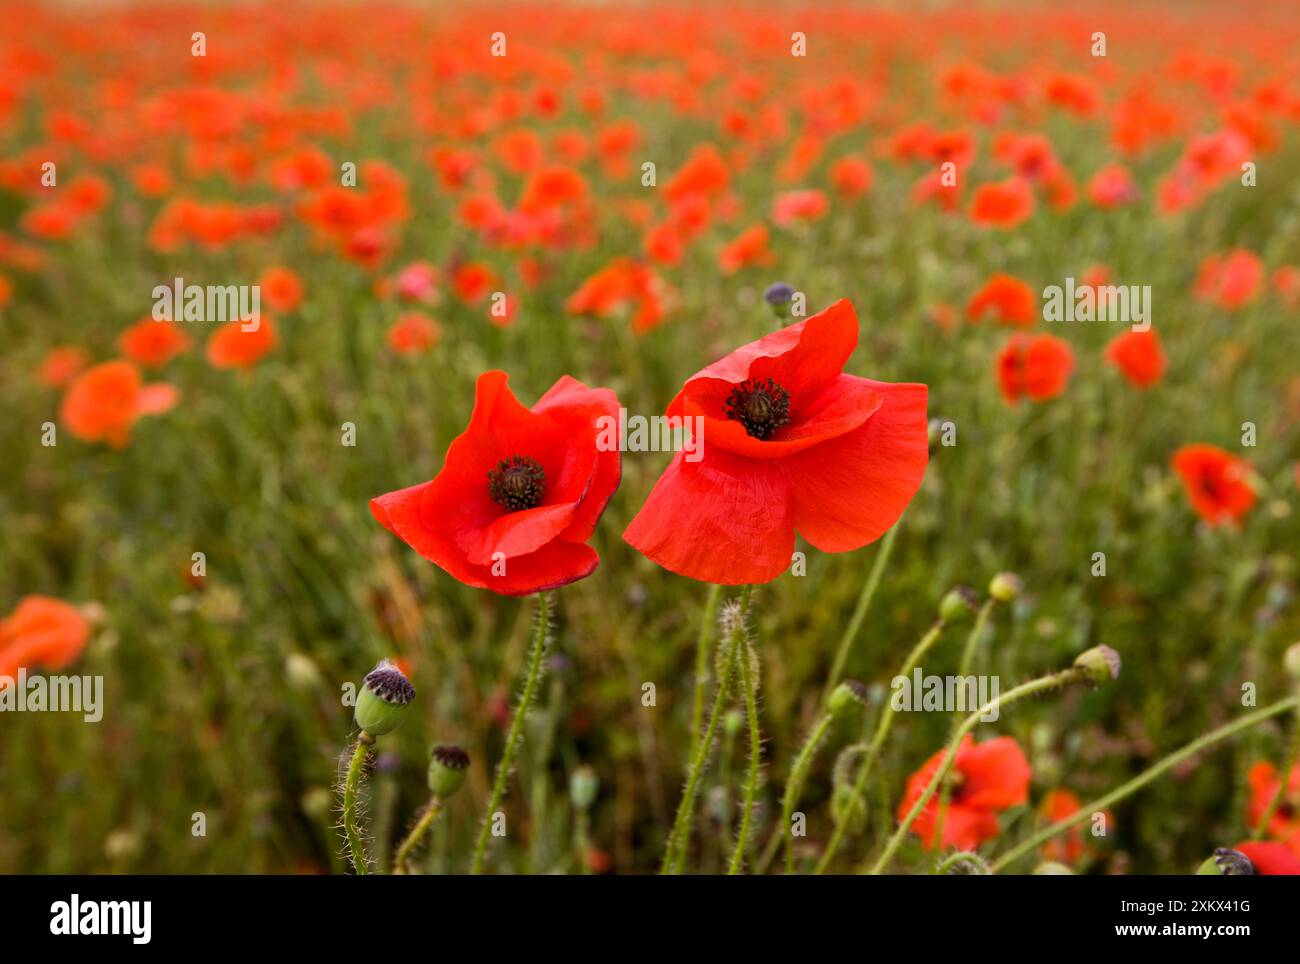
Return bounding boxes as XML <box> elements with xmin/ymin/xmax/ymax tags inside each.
<box><xmin>988</xmin><ymin>572</ymin><xmax>1022</xmax><ymax>603</ymax></box>
<box><xmin>427</xmin><ymin>744</ymin><xmax>469</xmax><ymax>799</ymax></box>
<box><xmin>354</xmin><ymin>659</ymin><xmax>415</xmax><ymax>736</ymax></box>
<box><xmin>1197</xmin><ymin>848</ymin><xmax>1255</xmax><ymax>875</ymax></box>
<box><xmin>1032</xmin><ymin>861</ymin><xmax>1074</xmax><ymax>875</ymax></box>
<box><xmin>939</xmin><ymin>586</ymin><xmax>980</xmax><ymax>623</ymax></box>
<box><xmin>1073</xmin><ymin>644</ymin><xmax>1121</xmax><ymax>685</ymax></box>
<box><xmin>1283</xmin><ymin>642</ymin><xmax>1300</xmax><ymax>682</ymax></box>
<box><xmin>830</xmin><ymin>784</ymin><xmax>868</xmax><ymax>836</ymax></box>
<box><xmin>723</xmin><ymin>707</ymin><xmax>744</xmax><ymax>739</ymax></box>
<box><xmin>570</xmin><ymin>765</ymin><xmax>599</xmax><ymax>811</ymax></box>
<box><xmin>828</xmin><ymin>680</ymin><xmax>869</xmax><ymax>721</ymax></box>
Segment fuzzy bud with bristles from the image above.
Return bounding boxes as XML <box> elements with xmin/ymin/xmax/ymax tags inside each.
<box><xmin>354</xmin><ymin>659</ymin><xmax>415</xmax><ymax>736</ymax></box>
<box><xmin>830</xmin><ymin>784</ymin><xmax>868</xmax><ymax>835</ymax></box>
<box><xmin>1073</xmin><ymin>645</ymin><xmax>1121</xmax><ymax>685</ymax></box>
<box><xmin>570</xmin><ymin>765</ymin><xmax>599</xmax><ymax>811</ymax></box>
<box><xmin>988</xmin><ymin>572</ymin><xmax>1022</xmax><ymax>603</ymax></box>
<box><xmin>427</xmin><ymin>744</ymin><xmax>469</xmax><ymax>799</ymax></box>
<box><xmin>939</xmin><ymin>586</ymin><xmax>980</xmax><ymax>624</ymax></box>
<box><xmin>828</xmin><ymin>680</ymin><xmax>869</xmax><ymax>721</ymax></box>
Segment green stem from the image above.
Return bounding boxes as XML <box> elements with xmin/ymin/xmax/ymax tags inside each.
<box><xmin>936</xmin><ymin>600</ymin><xmax>996</xmax><ymax>843</ymax></box>
<box><xmin>662</xmin><ymin>585</ymin><xmax>749</xmax><ymax>874</ymax></box>
<box><xmin>728</xmin><ymin>623</ymin><xmax>762</xmax><ymax>875</ymax></box>
<box><xmin>770</xmin><ymin>712</ymin><xmax>833</xmax><ymax>875</ymax></box>
<box><xmin>1252</xmin><ymin>700</ymin><xmax>1300</xmax><ymax>842</ymax></box>
<box><xmin>393</xmin><ymin>797</ymin><xmax>442</xmax><ymax>874</ymax></box>
<box><xmin>470</xmin><ymin>591</ymin><xmax>551</xmax><ymax>875</ymax></box>
<box><xmin>689</xmin><ymin>584</ymin><xmax>723</xmax><ymax>759</ymax></box>
<box><xmin>343</xmin><ymin>735</ymin><xmax>373</xmax><ymax>875</ymax></box>
<box><xmin>822</xmin><ymin>523</ymin><xmax>900</xmax><ymax>703</ymax></box>
<box><xmin>867</xmin><ymin>667</ymin><xmax>1083</xmax><ymax>875</ymax></box>
<box><xmin>994</xmin><ymin>694</ymin><xmax>1300</xmax><ymax>872</ymax></box>
<box><xmin>574</xmin><ymin>811</ymin><xmax>592</xmax><ymax>874</ymax></box>
<box><xmin>815</xmin><ymin>619</ymin><xmax>948</xmax><ymax>873</ymax></box>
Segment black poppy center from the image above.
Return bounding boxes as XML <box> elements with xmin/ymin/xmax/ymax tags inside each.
<box><xmin>725</xmin><ymin>377</ymin><xmax>791</xmax><ymax>440</ymax></box>
<box><xmin>487</xmin><ymin>455</ymin><xmax>546</xmax><ymax>511</ymax></box>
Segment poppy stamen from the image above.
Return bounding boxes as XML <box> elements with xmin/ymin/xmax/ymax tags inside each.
<box><xmin>725</xmin><ymin>377</ymin><xmax>791</xmax><ymax>440</ymax></box>
<box><xmin>487</xmin><ymin>455</ymin><xmax>546</xmax><ymax>511</ymax></box>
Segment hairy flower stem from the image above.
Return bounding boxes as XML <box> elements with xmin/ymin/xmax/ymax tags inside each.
<box><xmin>992</xmin><ymin>694</ymin><xmax>1300</xmax><ymax>872</ymax></box>
<box><xmin>867</xmin><ymin>666</ymin><xmax>1084</xmax><ymax>875</ymax></box>
<box><xmin>689</xmin><ymin>584</ymin><xmax>723</xmax><ymax>759</ymax></box>
<box><xmin>815</xmin><ymin>619</ymin><xmax>948</xmax><ymax>874</ymax></box>
<box><xmin>1252</xmin><ymin>696</ymin><xmax>1300</xmax><ymax>842</ymax></box>
<box><xmin>343</xmin><ymin>733</ymin><xmax>374</xmax><ymax>875</ymax></box>
<box><xmin>728</xmin><ymin>621</ymin><xmax>762</xmax><ymax>874</ymax></box>
<box><xmin>470</xmin><ymin>591</ymin><xmax>551</xmax><ymax>875</ymax></box>
<box><xmin>762</xmin><ymin>712</ymin><xmax>832</xmax><ymax>875</ymax></box>
<box><xmin>662</xmin><ymin>585</ymin><xmax>751</xmax><ymax>874</ymax></box>
<box><xmin>935</xmin><ymin>599</ymin><xmax>996</xmax><ymax>842</ymax></box>
<box><xmin>393</xmin><ymin>797</ymin><xmax>442</xmax><ymax>874</ymax></box>
<box><xmin>823</xmin><ymin>523</ymin><xmax>900</xmax><ymax>703</ymax></box>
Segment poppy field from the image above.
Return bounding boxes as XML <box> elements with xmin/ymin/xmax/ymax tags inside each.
<box><xmin>3</xmin><ymin>0</ymin><xmax>1300</xmax><ymax>879</ymax></box>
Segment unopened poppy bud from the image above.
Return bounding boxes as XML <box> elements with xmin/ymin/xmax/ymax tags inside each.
<box><xmin>723</xmin><ymin>707</ymin><xmax>744</xmax><ymax>739</ymax></box>
<box><xmin>828</xmin><ymin>680</ymin><xmax>869</xmax><ymax>721</ymax></box>
<box><xmin>427</xmin><ymin>744</ymin><xmax>469</xmax><ymax>798</ymax></box>
<box><xmin>989</xmin><ymin>572</ymin><xmax>1022</xmax><ymax>603</ymax></box>
<box><xmin>939</xmin><ymin>586</ymin><xmax>980</xmax><ymax>623</ymax></box>
<box><xmin>570</xmin><ymin>765</ymin><xmax>599</xmax><ymax>811</ymax></box>
<box><xmin>1032</xmin><ymin>861</ymin><xmax>1074</xmax><ymax>875</ymax></box>
<box><xmin>354</xmin><ymin>659</ymin><xmax>415</xmax><ymax>736</ymax></box>
<box><xmin>1198</xmin><ymin>848</ymin><xmax>1255</xmax><ymax>875</ymax></box>
<box><xmin>1073</xmin><ymin>645</ymin><xmax>1121</xmax><ymax>684</ymax></box>
<box><xmin>1283</xmin><ymin>642</ymin><xmax>1300</xmax><ymax>682</ymax></box>
<box><xmin>764</xmin><ymin>281</ymin><xmax>795</xmax><ymax>307</ymax></box>
<box><xmin>830</xmin><ymin>784</ymin><xmax>868</xmax><ymax>835</ymax></box>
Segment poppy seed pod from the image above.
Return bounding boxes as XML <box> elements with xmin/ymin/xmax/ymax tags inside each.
<box><xmin>939</xmin><ymin>586</ymin><xmax>980</xmax><ymax>623</ymax></box>
<box><xmin>354</xmin><ymin>659</ymin><xmax>415</xmax><ymax>736</ymax></box>
<box><xmin>427</xmin><ymin>744</ymin><xmax>469</xmax><ymax>798</ymax></box>
<box><xmin>1073</xmin><ymin>644</ymin><xmax>1121</xmax><ymax>684</ymax></box>
<box><xmin>988</xmin><ymin>572</ymin><xmax>1022</xmax><ymax>603</ymax></box>
<box><xmin>1197</xmin><ymin>848</ymin><xmax>1255</xmax><ymax>875</ymax></box>
<box><xmin>828</xmin><ymin>679</ymin><xmax>869</xmax><ymax>721</ymax></box>
<box><xmin>1283</xmin><ymin>641</ymin><xmax>1300</xmax><ymax>682</ymax></box>
<box><xmin>830</xmin><ymin>784</ymin><xmax>868</xmax><ymax>835</ymax></box>
<box><xmin>570</xmin><ymin>765</ymin><xmax>599</xmax><ymax>810</ymax></box>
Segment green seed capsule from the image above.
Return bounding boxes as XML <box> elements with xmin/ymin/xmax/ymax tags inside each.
<box><xmin>828</xmin><ymin>680</ymin><xmax>869</xmax><ymax>721</ymax></box>
<box><xmin>939</xmin><ymin>586</ymin><xmax>980</xmax><ymax>623</ymax></box>
<box><xmin>354</xmin><ymin>659</ymin><xmax>415</xmax><ymax>736</ymax></box>
<box><xmin>427</xmin><ymin>745</ymin><xmax>469</xmax><ymax>799</ymax></box>
<box><xmin>569</xmin><ymin>765</ymin><xmax>599</xmax><ymax>810</ymax></box>
<box><xmin>1073</xmin><ymin>645</ymin><xmax>1121</xmax><ymax>685</ymax></box>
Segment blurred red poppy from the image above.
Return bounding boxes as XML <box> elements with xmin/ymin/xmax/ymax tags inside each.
<box><xmin>896</xmin><ymin>735</ymin><xmax>1031</xmax><ymax>850</ymax></box>
<box><xmin>1171</xmin><ymin>444</ymin><xmax>1256</xmax><ymax>527</ymax></box>
<box><xmin>118</xmin><ymin>319</ymin><xmax>190</xmax><ymax>368</ymax></box>
<box><xmin>996</xmin><ymin>333</ymin><xmax>1075</xmax><ymax>403</ymax></box>
<box><xmin>0</xmin><ymin>596</ymin><xmax>91</xmax><ymax>684</ymax></box>
<box><xmin>59</xmin><ymin>360</ymin><xmax>178</xmax><ymax>448</ymax></box>
<box><xmin>967</xmin><ymin>273</ymin><xmax>1037</xmax><ymax>326</ymax></box>
<box><xmin>207</xmin><ymin>316</ymin><xmax>278</xmax><ymax>370</ymax></box>
<box><xmin>1104</xmin><ymin>329</ymin><xmax>1166</xmax><ymax>388</ymax></box>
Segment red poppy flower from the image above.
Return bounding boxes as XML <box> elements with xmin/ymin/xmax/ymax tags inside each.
<box><xmin>830</xmin><ymin>156</ymin><xmax>873</xmax><ymax>199</ymax></box>
<box><xmin>206</xmin><ymin>316</ymin><xmax>278</xmax><ymax>370</ymax></box>
<box><xmin>1233</xmin><ymin>841</ymin><xmax>1300</xmax><ymax>875</ymax></box>
<box><xmin>1171</xmin><ymin>444</ymin><xmax>1256</xmax><ymax>527</ymax></box>
<box><xmin>896</xmin><ymin>735</ymin><xmax>1031</xmax><ymax>850</ymax></box>
<box><xmin>1246</xmin><ymin>761</ymin><xmax>1300</xmax><ymax>850</ymax></box>
<box><xmin>1194</xmin><ymin>249</ymin><xmax>1263</xmax><ymax>310</ymax></box>
<box><xmin>969</xmin><ymin>176</ymin><xmax>1034</xmax><ymax>229</ymax></box>
<box><xmin>59</xmin><ymin>360</ymin><xmax>179</xmax><ymax>448</ymax></box>
<box><xmin>718</xmin><ymin>224</ymin><xmax>775</xmax><ymax>274</ymax></box>
<box><xmin>1086</xmin><ymin>163</ymin><xmax>1139</xmax><ymax>208</ymax></box>
<box><xmin>259</xmin><ymin>266</ymin><xmax>304</xmax><ymax>312</ymax></box>
<box><xmin>0</xmin><ymin>595</ymin><xmax>91</xmax><ymax>684</ymax></box>
<box><xmin>623</xmin><ymin>300</ymin><xmax>928</xmax><ymax>585</ymax></box>
<box><xmin>772</xmin><ymin>189</ymin><xmax>829</xmax><ymax>227</ymax></box>
<box><xmin>39</xmin><ymin>346</ymin><xmax>91</xmax><ymax>388</ymax></box>
<box><xmin>1104</xmin><ymin>329</ymin><xmax>1166</xmax><ymax>388</ymax></box>
<box><xmin>966</xmin><ymin>273</ymin><xmax>1037</xmax><ymax>326</ymax></box>
<box><xmin>996</xmin><ymin>333</ymin><xmax>1075</xmax><ymax>403</ymax></box>
<box><xmin>371</xmin><ymin>371</ymin><xmax>621</xmax><ymax>596</ymax></box>
<box><xmin>118</xmin><ymin>319</ymin><xmax>190</xmax><ymax>368</ymax></box>
<box><xmin>387</xmin><ymin>312</ymin><xmax>440</xmax><ymax>355</ymax></box>
<box><xmin>1040</xmin><ymin>789</ymin><xmax>1113</xmax><ymax>864</ymax></box>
